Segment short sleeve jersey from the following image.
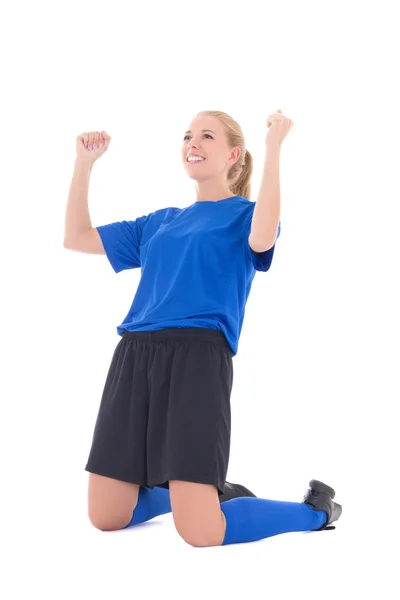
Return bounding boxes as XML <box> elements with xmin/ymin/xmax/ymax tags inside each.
<box><xmin>96</xmin><ymin>195</ymin><xmax>281</xmax><ymax>357</ymax></box>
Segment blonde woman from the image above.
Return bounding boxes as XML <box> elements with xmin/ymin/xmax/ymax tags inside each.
<box><xmin>64</xmin><ymin>109</ymin><xmax>342</xmax><ymax>547</ymax></box>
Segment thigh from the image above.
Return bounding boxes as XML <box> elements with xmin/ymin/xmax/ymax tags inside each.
<box><xmin>88</xmin><ymin>473</ymin><xmax>140</xmax><ymax>531</ymax></box>
<box><xmin>85</xmin><ymin>335</ymin><xmax>150</xmax><ymax>487</ymax></box>
<box><xmin>147</xmin><ymin>340</ymin><xmax>232</xmax><ymax>494</ymax></box>
<box><xmin>169</xmin><ymin>480</ymin><xmax>226</xmax><ymax>547</ymax></box>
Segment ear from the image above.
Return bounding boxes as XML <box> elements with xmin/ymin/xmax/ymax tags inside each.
<box><xmin>230</xmin><ymin>147</ymin><xmax>241</xmax><ymax>164</ymax></box>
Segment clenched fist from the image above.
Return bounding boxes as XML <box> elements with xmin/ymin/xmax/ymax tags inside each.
<box><xmin>76</xmin><ymin>130</ymin><xmax>111</xmax><ymax>164</ymax></box>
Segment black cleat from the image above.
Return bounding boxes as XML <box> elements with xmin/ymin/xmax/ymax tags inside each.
<box><xmin>302</xmin><ymin>479</ymin><xmax>342</xmax><ymax>530</ymax></box>
<box><xmin>219</xmin><ymin>481</ymin><xmax>257</xmax><ymax>503</ymax></box>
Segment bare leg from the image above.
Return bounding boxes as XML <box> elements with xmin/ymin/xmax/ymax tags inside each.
<box><xmin>169</xmin><ymin>480</ymin><xmax>226</xmax><ymax>547</ymax></box>
<box><xmin>88</xmin><ymin>473</ymin><xmax>140</xmax><ymax>531</ymax></box>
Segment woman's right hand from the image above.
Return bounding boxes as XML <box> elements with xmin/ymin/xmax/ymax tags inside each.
<box><xmin>76</xmin><ymin>130</ymin><xmax>111</xmax><ymax>164</ymax></box>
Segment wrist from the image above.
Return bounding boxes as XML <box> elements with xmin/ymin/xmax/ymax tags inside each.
<box><xmin>74</xmin><ymin>158</ymin><xmax>94</xmax><ymax>172</ymax></box>
<box><xmin>265</xmin><ymin>141</ymin><xmax>281</xmax><ymax>153</ymax></box>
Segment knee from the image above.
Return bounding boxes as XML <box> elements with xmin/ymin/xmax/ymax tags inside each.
<box><xmin>174</xmin><ymin>519</ymin><xmax>223</xmax><ymax>547</ymax></box>
<box><xmin>88</xmin><ymin>510</ymin><xmax>132</xmax><ymax>531</ymax></box>
<box><xmin>169</xmin><ymin>480</ymin><xmax>226</xmax><ymax>546</ymax></box>
<box><xmin>176</xmin><ymin>527</ymin><xmax>214</xmax><ymax>547</ymax></box>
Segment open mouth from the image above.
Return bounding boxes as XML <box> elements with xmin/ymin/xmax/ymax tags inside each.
<box><xmin>187</xmin><ymin>157</ymin><xmax>206</xmax><ymax>164</ymax></box>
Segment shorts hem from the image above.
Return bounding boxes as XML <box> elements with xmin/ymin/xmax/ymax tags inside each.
<box><xmin>85</xmin><ymin>466</ymin><xmax>225</xmax><ymax>495</ymax></box>
<box><xmin>147</xmin><ymin>476</ymin><xmax>225</xmax><ymax>496</ymax></box>
<box><xmin>84</xmin><ymin>465</ymin><xmax>143</xmax><ymax>487</ymax></box>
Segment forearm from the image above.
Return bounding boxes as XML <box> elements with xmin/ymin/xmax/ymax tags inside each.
<box><xmin>64</xmin><ymin>160</ymin><xmax>94</xmax><ymax>244</ymax></box>
<box><xmin>250</xmin><ymin>144</ymin><xmax>281</xmax><ymax>251</ymax></box>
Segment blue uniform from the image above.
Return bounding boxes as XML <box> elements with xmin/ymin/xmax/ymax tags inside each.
<box><xmin>97</xmin><ymin>195</ymin><xmax>280</xmax><ymax>357</ymax></box>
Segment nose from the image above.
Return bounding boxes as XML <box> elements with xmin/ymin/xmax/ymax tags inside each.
<box><xmin>185</xmin><ymin>143</ymin><xmax>199</xmax><ymax>158</ymax></box>
<box><xmin>187</xmin><ymin>136</ymin><xmax>201</xmax><ymax>149</ymax></box>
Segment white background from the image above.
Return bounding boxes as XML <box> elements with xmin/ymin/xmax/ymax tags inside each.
<box><xmin>2</xmin><ymin>0</ymin><xmax>399</xmax><ymax>598</ymax></box>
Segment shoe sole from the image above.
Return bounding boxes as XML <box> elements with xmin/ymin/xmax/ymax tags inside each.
<box><xmin>332</xmin><ymin>501</ymin><xmax>342</xmax><ymax>521</ymax></box>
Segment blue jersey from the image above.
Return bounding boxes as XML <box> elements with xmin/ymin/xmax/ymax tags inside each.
<box><xmin>97</xmin><ymin>195</ymin><xmax>281</xmax><ymax>357</ymax></box>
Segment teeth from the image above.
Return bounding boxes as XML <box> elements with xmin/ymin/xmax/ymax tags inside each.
<box><xmin>188</xmin><ymin>156</ymin><xmax>205</xmax><ymax>162</ymax></box>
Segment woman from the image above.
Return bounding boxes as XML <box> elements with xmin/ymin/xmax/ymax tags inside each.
<box><xmin>64</xmin><ymin>109</ymin><xmax>342</xmax><ymax>547</ymax></box>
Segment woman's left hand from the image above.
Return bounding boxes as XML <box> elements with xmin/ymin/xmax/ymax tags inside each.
<box><xmin>266</xmin><ymin>109</ymin><xmax>294</xmax><ymax>147</ymax></box>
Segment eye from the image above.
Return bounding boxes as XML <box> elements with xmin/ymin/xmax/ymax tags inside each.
<box><xmin>183</xmin><ymin>134</ymin><xmax>213</xmax><ymax>141</ymax></box>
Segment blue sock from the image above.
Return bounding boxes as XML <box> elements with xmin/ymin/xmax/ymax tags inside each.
<box><xmin>123</xmin><ymin>486</ymin><xmax>171</xmax><ymax>528</ymax></box>
<box><xmin>221</xmin><ymin>497</ymin><xmax>327</xmax><ymax>545</ymax></box>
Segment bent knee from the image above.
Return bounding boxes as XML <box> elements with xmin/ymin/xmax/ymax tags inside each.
<box><xmin>174</xmin><ymin>520</ymin><xmax>224</xmax><ymax>547</ymax></box>
<box><xmin>177</xmin><ymin>528</ymin><xmax>221</xmax><ymax>547</ymax></box>
<box><xmin>87</xmin><ymin>473</ymin><xmax>139</xmax><ymax>531</ymax></box>
<box><xmin>88</xmin><ymin>510</ymin><xmax>132</xmax><ymax>531</ymax></box>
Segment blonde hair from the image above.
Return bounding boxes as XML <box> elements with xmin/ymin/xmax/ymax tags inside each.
<box><xmin>196</xmin><ymin>110</ymin><xmax>253</xmax><ymax>200</ymax></box>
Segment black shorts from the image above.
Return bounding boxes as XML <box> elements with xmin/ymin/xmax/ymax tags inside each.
<box><xmin>85</xmin><ymin>328</ymin><xmax>233</xmax><ymax>495</ymax></box>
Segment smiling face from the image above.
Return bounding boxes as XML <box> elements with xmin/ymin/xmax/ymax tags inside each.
<box><xmin>182</xmin><ymin>115</ymin><xmax>241</xmax><ymax>184</ymax></box>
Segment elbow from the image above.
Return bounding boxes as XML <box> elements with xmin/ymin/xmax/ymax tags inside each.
<box><xmin>248</xmin><ymin>232</ymin><xmax>275</xmax><ymax>253</ymax></box>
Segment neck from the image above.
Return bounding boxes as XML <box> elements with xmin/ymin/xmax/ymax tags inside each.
<box><xmin>195</xmin><ymin>181</ymin><xmax>235</xmax><ymax>202</ymax></box>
